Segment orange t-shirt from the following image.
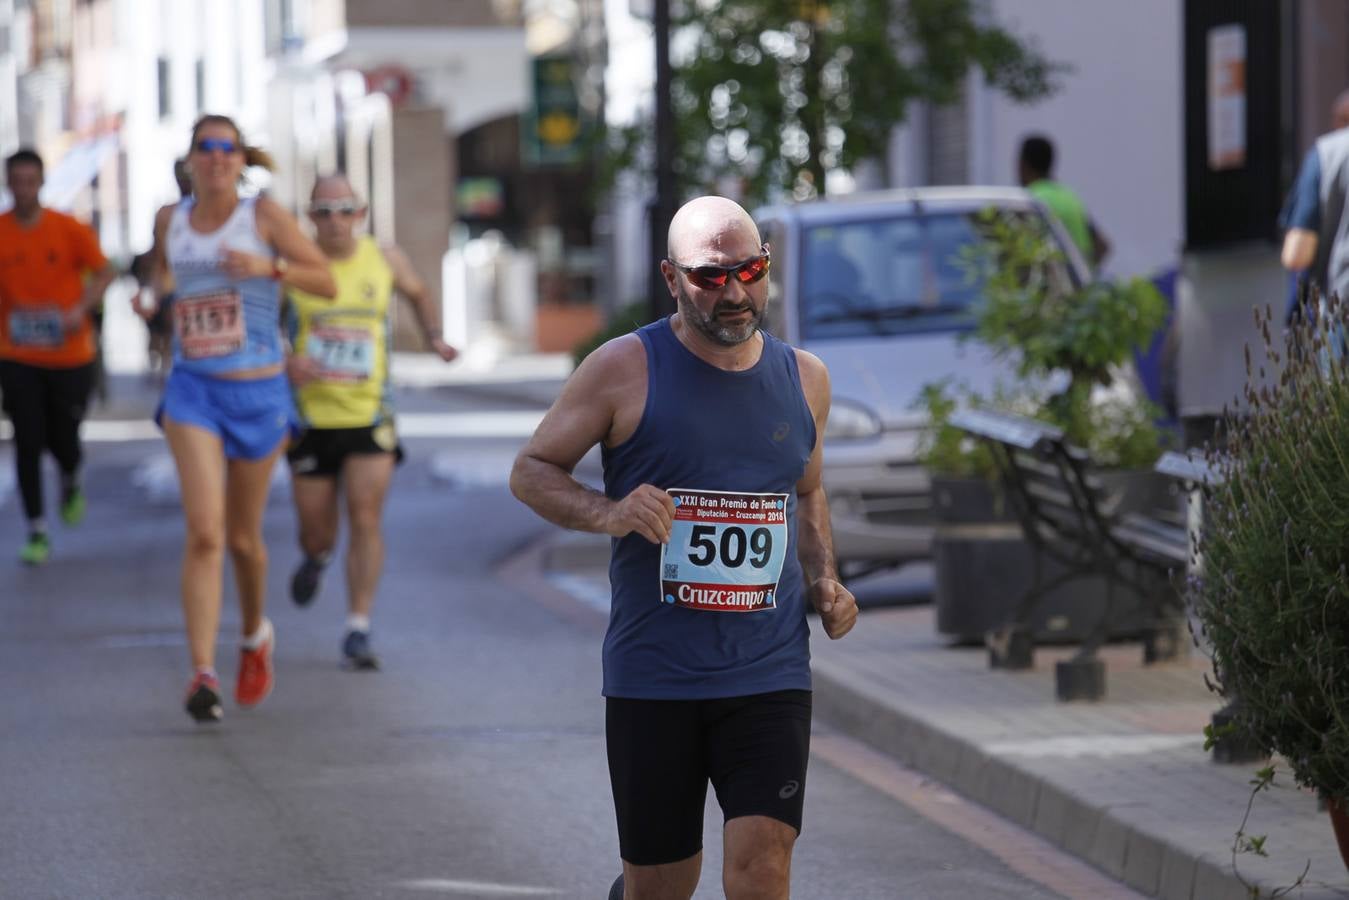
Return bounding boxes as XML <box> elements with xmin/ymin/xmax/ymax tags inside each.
<box><xmin>0</xmin><ymin>209</ymin><xmax>108</xmax><ymax>367</ymax></box>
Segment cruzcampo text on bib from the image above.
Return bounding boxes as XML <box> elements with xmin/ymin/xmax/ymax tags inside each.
<box><xmin>659</xmin><ymin>488</ymin><xmax>788</xmax><ymax>612</ymax></box>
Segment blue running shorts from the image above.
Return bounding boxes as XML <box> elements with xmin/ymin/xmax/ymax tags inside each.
<box><xmin>156</xmin><ymin>368</ymin><xmax>293</xmax><ymax>460</ymax></box>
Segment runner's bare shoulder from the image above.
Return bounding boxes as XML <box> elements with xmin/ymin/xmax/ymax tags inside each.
<box><xmin>574</xmin><ymin>332</ymin><xmax>646</xmax><ymax>389</ymax></box>
<box><xmin>152</xmin><ymin>203</ymin><xmax>176</xmax><ymax>239</ymax></box>
<box><xmin>561</xmin><ymin>332</ymin><xmax>647</xmax><ymax>421</ymax></box>
<box><xmin>791</xmin><ymin>347</ymin><xmax>831</xmax><ymax>419</ymax></box>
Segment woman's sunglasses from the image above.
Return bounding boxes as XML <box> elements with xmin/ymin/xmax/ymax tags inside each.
<box><xmin>668</xmin><ymin>245</ymin><xmax>772</xmax><ymax>291</ymax></box>
<box><xmin>309</xmin><ymin>202</ymin><xmax>361</xmax><ymax>219</ymax></box>
<box><xmin>194</xmin><ymin>138</ymin><xmax>239</xmax><ymax>154</ymax></box>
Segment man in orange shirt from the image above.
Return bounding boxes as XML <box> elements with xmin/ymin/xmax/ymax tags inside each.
<box><xmin>0</xmin><ymin>148</ymin><xmax>117</xmax><ymax>564</ymax></box>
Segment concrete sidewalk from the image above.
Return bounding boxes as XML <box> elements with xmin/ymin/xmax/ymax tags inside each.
<box><xmin>540</xmin><ymin>531</ymin><xmax>1349</xmax><ymax>900</ymax></box>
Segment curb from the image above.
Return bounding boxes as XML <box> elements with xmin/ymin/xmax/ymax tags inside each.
<box><xmin>808</xmin><ymin>660</ymin><xmax>1312</xmax><ymax>900</ymax></box>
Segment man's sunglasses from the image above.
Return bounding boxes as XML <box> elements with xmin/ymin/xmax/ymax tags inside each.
<box><xmin>309</xmin><ymin>202</ymin><xmax>361</xmax><ymax>218</ymax></box>
<box><xmin>668</xmin><ymin>245</ymin><xmax>771</xmax><ymax>291</ymax></box>
<box><xmin>194</xmin><ymin>138</ymin><xmax>239</xmax><ymax>154</ymax></box>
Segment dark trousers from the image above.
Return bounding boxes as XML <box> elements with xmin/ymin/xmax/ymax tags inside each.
<box><xmin>0</xmin><ymin>360</ymin><xmax>94</xmax><ymax>521</ymax></box>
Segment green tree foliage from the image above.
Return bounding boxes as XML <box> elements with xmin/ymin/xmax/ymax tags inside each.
<box><xmin>607</xmin><ymin>0</ymin><xmax>1062</xmax><ymax>204</ymax></box>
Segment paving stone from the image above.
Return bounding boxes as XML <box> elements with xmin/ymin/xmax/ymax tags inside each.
<box><xmin>1156</xmin><ymin>845</ymin><xmax>1197</xmax><ymax>900</ymax></box>
<box><xmin>1086</xmin><ymin>812</ymin><xmax>1131</xmax><ymax>881</ymax></box>
<box><xmin>1121</xmin><ymin>829</ymin><xmax>1166</xmax><ymax>896</ymax></box>
<box><xmin>1190</xmin><ymin>854</ymin><xmax>1249</xmax><ymax>900</ymax></box>
<box><xmin>1030</xmin><ymin>780</ymin><xmax>1073</xmax><ymax>845</ymax></box>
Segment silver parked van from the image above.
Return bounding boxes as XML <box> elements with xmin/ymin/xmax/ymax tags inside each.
<box><xmin>755</xmin><ymin>187</ymin><xmax>1091</xmax><ymax>574</ymax></box>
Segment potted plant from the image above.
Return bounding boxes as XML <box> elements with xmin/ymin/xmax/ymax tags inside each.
<box><xmin>919</xmin><ymin>210</ymin><xmax>1174</xmax><ymax>643</ymax></box>
<box><xmin>1188</xmin><ymin>297</ymin><xmax>1349</xmax><ymax>872</ymax></box>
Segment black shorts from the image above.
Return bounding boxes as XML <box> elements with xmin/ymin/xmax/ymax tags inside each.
<box><xmin>286</xmin><ymin>423</ymin><xmax>404</xmax><ymax>478</ymax></box>
<box><xmin>605</xmin><ymin>689</ymin><xmax>812</xmax><ymax>866</ymax></box>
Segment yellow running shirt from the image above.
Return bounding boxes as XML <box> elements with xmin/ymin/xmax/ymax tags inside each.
<box><xmin>286</xmin><ymin>237</ymin><xmax>395</xmax><ymax>428</ymax></box>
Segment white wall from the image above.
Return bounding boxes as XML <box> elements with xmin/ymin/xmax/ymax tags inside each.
<box><xmin>114</xmin><ymin>0</ymin><xmax>271</xmax><ymax>254</ymax></box>
<box><xmin>973</xmin><ymin>0</ymin><xmax>1184</xmax><ymax>281</ymax></box>
<box><xmin>0</xmin><ymin>0</ymin><xmax>18</xmax><ymax>160</ymax></box>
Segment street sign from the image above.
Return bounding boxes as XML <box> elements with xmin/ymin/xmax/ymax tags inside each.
<box><xmin>524</xmin><ymin>55</ymin><xmax>586</xmax><ymax>167</ymax></box>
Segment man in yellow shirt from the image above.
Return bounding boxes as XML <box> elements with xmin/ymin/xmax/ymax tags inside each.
<box><xmin>0</xmin><ymin>149</ymin><xmax>117</xmax><ymax>564</ymax></box>
<box><xmin>284</xmin><ymin>174</ymin><xmax>457</xmax><ymax>668</ymax></box>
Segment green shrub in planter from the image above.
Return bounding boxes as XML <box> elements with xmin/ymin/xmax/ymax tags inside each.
<box><xmin>956</xmin><ymin>208</ymin><xmax>1171</xmax><ymax>469</ymax></box>
<box><xmin>913</xmin><ymin>379</ymin><xmax>1000</xmax><ymax>481</ymax></box>
<box><xmin>1188</xmin><ymin>298</ymin><xmax>1349</xmax><ymax>804</ymax></box>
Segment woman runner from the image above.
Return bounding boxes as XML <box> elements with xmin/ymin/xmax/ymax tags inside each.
<box><xmin>141</xmin><ymin>114</ymin><xmax>336</xmax><ymax>722</ymax></box>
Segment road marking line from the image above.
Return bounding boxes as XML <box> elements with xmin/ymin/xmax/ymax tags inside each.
<box><xmin>392</xmin><ymin>879</ymin><xmax>560</xmax><ymax>895</ymax></box>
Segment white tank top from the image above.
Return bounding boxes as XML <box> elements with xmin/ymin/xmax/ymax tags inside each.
<box><xmin>166</xmin><ymin>197</ymin><xmax>283</xmax><ymax>374</ymax></box>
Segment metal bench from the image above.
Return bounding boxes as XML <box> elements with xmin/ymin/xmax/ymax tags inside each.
<box><xmin>949</xmin><ymin>408</ymin><xmax>1189</xmax><ymax>700</ymax></box>
<box><xmin>1150</xmin><ymin>449</ymin><xmax>1265</xmax><ymax>763</ymax></box>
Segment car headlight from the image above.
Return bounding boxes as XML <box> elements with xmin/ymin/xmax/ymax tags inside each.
<box><xmin>825</xmin><ymin>399</ymin><xmax>882</xmax><ymax>441</ymax></box>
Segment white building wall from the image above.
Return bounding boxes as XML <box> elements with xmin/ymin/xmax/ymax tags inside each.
<box><xmin>0</xmin><ymin>0</ymin><xmax>18</xmax><ymax>159</ymax></box>
<box><xmin>602</xmin><ymin>0</ymin><xmax>654</xmax><ymax>309</ymax></box>
<box><xmin>116</xmin><ymin>0</ymin><xmax>270</xmax><ymax>253</ymax></box>
<box><xmin>971</xmin><ymin>0</ymin><xmax>1184</xmax><ymax>281</ymax></box>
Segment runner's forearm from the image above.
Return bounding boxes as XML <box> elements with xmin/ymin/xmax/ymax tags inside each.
<box><xmin>279</xmin><ymin>261</ymin><xmax>337</xmax><ymax>298</ymax></box>
<box><xmin>795</xmin><ymin>486</ymin><xmax>839</xmax><ymax>585</ymax></box>
<box><xmin>510</xmin><ymin>455</ymin><xmax>616</xmax><ymax>534</ymax></box>
<box><xmin>405</xmin><ymin>288</ymin><xmax>441</xmax><ymax>342</ymax></box>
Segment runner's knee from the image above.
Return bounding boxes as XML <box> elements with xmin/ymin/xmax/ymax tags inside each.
<box><xmin>184</xmin><ymin>523</ymin><xmax>224</xmax><ymax>558</ymax></box>
<box><xmin>226</xmin><ymin>528</ymin><xmax>265</xmax><ymax>562</ymax></box>
<box><xmin>723</xmin><ymin>850</ymin><xmax>790</xmax><ymax>900</ymax></box>
<box><xmin>347</xmin><ymin>501</ymin><xmax>383</xmax><ymax>536</ymax></box>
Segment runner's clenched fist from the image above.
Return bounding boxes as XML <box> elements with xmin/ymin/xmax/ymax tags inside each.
<box><xmin>808</xmin><ymin>577</ymin><xmax>858</xmax><ymax>639</ymax></box>
<box><xmin>604</xmin><ymin>484</ymin><xmax>676</xmax><ymax>544</ymax></box>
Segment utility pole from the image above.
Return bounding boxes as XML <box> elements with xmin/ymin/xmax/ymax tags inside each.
<box><xmin>649</xmin><ymin>0</ymin><xmax>677</xmax><ymax>319</ymax></box>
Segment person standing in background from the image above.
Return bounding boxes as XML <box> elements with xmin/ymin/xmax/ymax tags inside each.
<box><xmin>1017</xmin><ymin>134</ymin><xmax>1111</xmax><ymax>272</ymax></box>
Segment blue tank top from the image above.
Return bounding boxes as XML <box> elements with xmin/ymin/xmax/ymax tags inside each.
<box><xmin>166</xmin><ymin>197</ymin><xmax>284</xmax><ymax>375</ymax></box>
<box><xmin>601</xmin><ymin>318</ymin><xmax>817</xmax><ymax>699</ymax></box>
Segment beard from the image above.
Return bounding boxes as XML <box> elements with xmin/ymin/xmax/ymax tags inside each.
<box><xmin>676</xmin><ymin>280</ymin><xmax>764</xmax><ymax>346</ymax></box>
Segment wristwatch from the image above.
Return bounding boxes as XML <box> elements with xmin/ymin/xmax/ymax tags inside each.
<box><xmin>271</xmin><ymin>258</ymin><xmax>290</xmax><ymax>281</ymax></box>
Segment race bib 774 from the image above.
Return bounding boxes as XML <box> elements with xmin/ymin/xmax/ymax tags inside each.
<box><xmin>658</xmin><ymin>488</ymin><xmax>788</xmax><ymax>612</ymax></box>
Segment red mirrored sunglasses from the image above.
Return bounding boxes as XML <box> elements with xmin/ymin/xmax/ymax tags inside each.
<box><xmin>668</xmin><ymin>245</ymin><xmax>772</xmax><ymax>290</ymax></box>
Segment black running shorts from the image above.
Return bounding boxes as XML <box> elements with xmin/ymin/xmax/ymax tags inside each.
<box><xmin>605</xmin><ymin>689</ymin><xmax>812</xmax><ymax>866</ymax></box>
<box><xmin>286</xmin><ymin>422</ymin><xmax>404</xmax><ymax>478</ymax></box>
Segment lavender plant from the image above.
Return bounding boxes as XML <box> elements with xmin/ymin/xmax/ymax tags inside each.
<box><xmin>1189</xmin><ymin>297</ymin><xmax>1349</xmax><ymax>803</ymax></box>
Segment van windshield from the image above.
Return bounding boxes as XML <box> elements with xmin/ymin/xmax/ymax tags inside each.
<box><xmin>800</xmin><ymin>212</ymin><xmax>993</xmax><ymax>340</ymax></box>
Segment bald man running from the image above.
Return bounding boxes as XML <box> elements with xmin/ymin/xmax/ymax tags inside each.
<box><xmin>284</xmin><ymin>174</ymin><xmax>457</xmax><ymax>669</ymax></box>
<box><xmin>511</xmin><ymin>196</ymin><xmax>858</xmax><ymax>900</ymax></box>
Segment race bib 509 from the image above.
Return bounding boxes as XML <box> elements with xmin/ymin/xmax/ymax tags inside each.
<box><xmin>658</xmin><ymin>488</ymin><xmax>788</xmax><ymax>612</ymax></box>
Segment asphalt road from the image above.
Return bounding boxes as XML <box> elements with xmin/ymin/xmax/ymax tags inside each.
<box><xmin>0</xmin><ymin>381</ymin><xmax>1132</xmax><ymax>899</ymax></box>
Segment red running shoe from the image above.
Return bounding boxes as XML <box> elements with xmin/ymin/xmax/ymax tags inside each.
<box><xmin>236</xmin><ymin>619</ymin><xmax>275</xmax><ymax>708</ymax></box>
<box><xmin>185</xmin><ymin>671</ymin><xmax>223</xmax><ymax>723</ymax></box>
